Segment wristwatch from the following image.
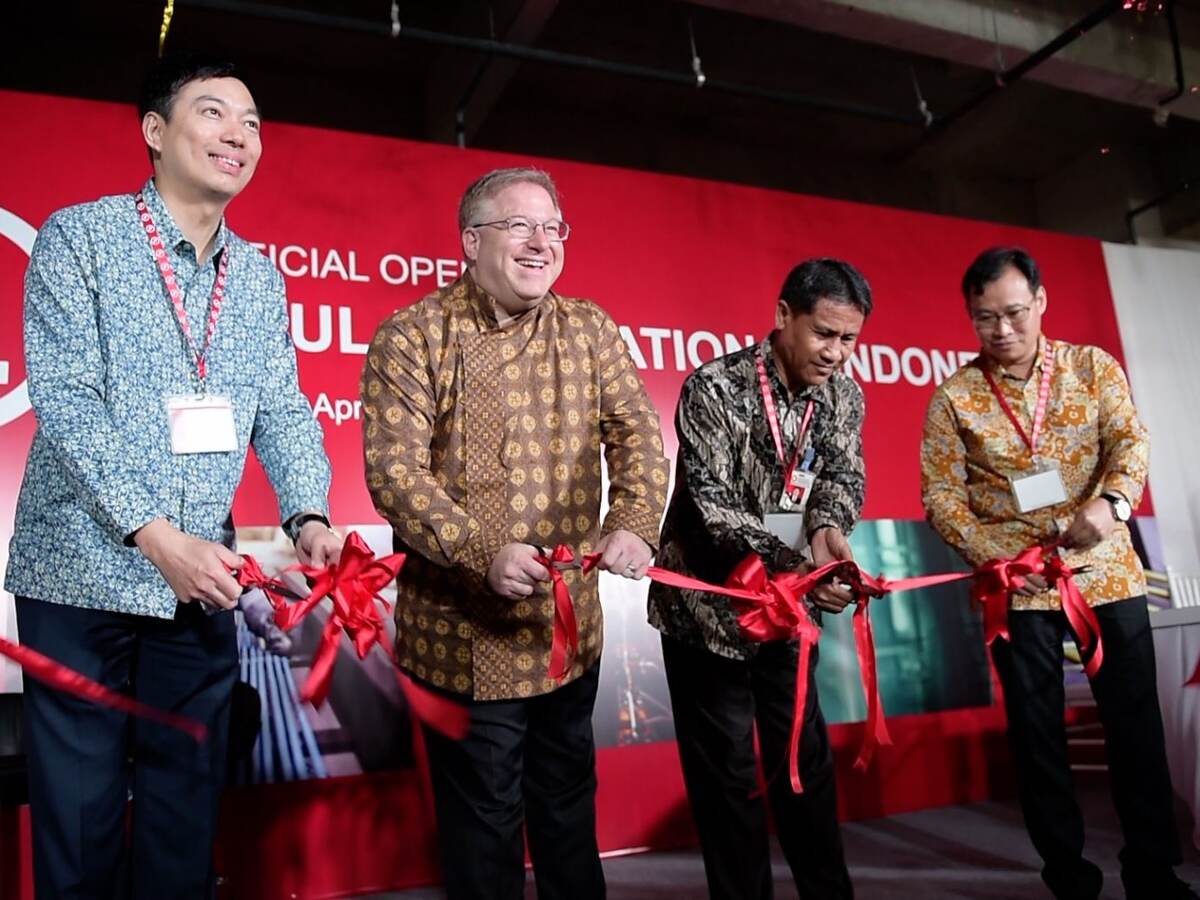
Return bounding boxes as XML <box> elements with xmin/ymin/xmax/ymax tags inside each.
<box><xmin>1100</xmin><ymin>492</ymin><xmax>1132</xmax><ymax>523</ymax></box>
<box><xmin>284</xmin><ymin>512</ymin><xmax>331</xmax><ymax>543</ymax></box>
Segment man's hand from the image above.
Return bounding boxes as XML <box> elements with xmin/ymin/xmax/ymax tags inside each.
<box><xmin>487</xmin><ymin>543</ymin><xmax>551</xmax><ymax>600</ymax></box>
<box><xmin>1060</xmin><ymin>498</ymin><xmax>1116</xmax><ymax>552</ymax></box>
<box><xmin>808</xmin><ymin>526</ymin><xmax>855</xmax><ymax>614</ymax></box>
<box><xmin>1012</xmin><ymin>573</ymin><xmax>1049</xmax><ymax>597</ymax></box>
<box><xmin>296</xmin><ymin>520</ymin><xmax>343</xmax><ymax>567</ymax></box>
<box><xmin>593</xmin><ymin>530</ymin><xmax>653</xmax><ymax>580</ymax></box>
<box><xmin>133</xmin><ymin>518</ymin><xmax>243</xmax><ymax>610</ymax></box>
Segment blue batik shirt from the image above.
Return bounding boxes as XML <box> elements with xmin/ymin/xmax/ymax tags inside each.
<box><xmin>5</xmin><ymin>178</ymin><xmax>331</xmax><ymax>619</ymax></box>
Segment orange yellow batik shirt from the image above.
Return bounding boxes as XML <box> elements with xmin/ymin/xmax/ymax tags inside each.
<box><xmin>921</xmin><ymin>336</ymin><xmax>1149</xmax><ymax>611</ymax></box>
<box><xmin>361</xmin><ymin>271</ymin><xmax>668</xmax><ymax>700</ymax></box>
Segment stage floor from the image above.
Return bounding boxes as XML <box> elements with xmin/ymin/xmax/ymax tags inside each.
<box><xmin>377</xmin><ymin>774</ymin><xmax>1200</xmax><ymax>899</ymax></box>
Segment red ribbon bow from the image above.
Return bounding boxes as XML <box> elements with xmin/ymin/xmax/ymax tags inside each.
<box><xmin>649</xmin><ymin>555</ymin><xmax>978</xmax><ymax>792</ymax></box>
<box><xmin>643</xmin><ymin>555</ymin><xmax>834</xmax><ymax>792</ymax></box>
<box><xmin>973</xmin><ymin>544</ymin><xmax>1103</xmax><ymax>678</ymax></box>
<box><xmin>237</xmin><ymin>532</ymin><xmax>468</xmax><ymax>739</ymax></box>
<box><xmin>725</xmin><ymin>555</ymin><xmax>825</xmax><ymax>793</ymax></box>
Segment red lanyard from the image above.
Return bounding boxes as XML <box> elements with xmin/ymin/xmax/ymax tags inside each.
<box><xmin>136</xmin><ymin>192</ymin><xmax>228</xmax><ymax>386</ymax></box>
<box><xmin>756</xmin><ymin>351</ymin><xmax>815</xmax><ymax>493</ymax></box>
<box><xmin>982</xmin><ymin>339</ymin><xmax>1055</xmax><ymax>458</ymax></box>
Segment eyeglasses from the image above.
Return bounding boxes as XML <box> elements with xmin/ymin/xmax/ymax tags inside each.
<box><xmin>971</xmin><ymin>305</ymin><xmax>1033</xmax><ymax>331</ymax></box>
<box><xmin>470</xmin><ymin>217</ymin><xmax>570</xmax><ymax>242</ymax></box>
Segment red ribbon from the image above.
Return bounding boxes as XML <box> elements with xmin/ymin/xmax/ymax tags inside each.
<box><xmin>838</xmin><ymin>568</ymin><xmax>976</xmax><ymax>772</ymax></box>
<box><xmin>641</xmin><ymin>555</ymin><xmax>830</xmax><ymax>791</ymax></box>
<box><xmin>721</xmin><ymin>555</ymin><xmax>825</xmax><ymax>792</ymax></box>
<box><xmin>648</xmin><ymin>555</ymin><xmax>977</xmax><ymax>791</ymax></box>
<box><xmin>533</xmin><ymin>545</ymin><xmax>599</xmax><ymax>682</ymax></box>
<box><xmin>1186</xmin><ymin>661</ymin><xmax>1200</xmax><ymax>687</ymax></box>
<box><xmin>237</xmin><ymin>532</ymin><xmax>468</xmax><ymax>739</ymax></box>
<box><xmin>971</xmin><ymin>543</ymin><xmax>1103</xmax><ymax>678</ymax></box>
<box><xmin>0</xmin><ymin>636</ymin><xmax>207</xmax><ymax>741</ymax></box>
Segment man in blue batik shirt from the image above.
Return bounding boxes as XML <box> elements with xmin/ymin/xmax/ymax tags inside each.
<box><xmin>3</xmin><ymin>55</ymin><xmax>340</xmax><ymax>898</ymax></box>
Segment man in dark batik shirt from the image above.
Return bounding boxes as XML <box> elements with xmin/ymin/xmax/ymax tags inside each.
<box><xmin>648</xmin><ymin>258</ymin><xmax>871</xmax><ymax>900</ymax></box>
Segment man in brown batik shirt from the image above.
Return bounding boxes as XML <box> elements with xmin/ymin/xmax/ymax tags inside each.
<box><xmin>361</xmin><ymin>167</ymin><xmax>668</xmax><ymax>900</ymax></box>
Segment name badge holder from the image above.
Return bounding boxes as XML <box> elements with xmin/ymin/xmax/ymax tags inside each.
<box><xmin>983</xmin><ymin>341</ymin><xmax>1065</xmax><ymax>513</ymax></box>
<box><xmin>756</xmin><ymin>351</ymin><xmax>817</xmax><ymax>548</ymax></box>
<box><xmin>165</xmin><ymin>394</ymin><xmax>238</xmax><ymax>454</ymax></box>
<box><xmin>136</xmin><ymin>192</ymin><xmax>237</xmax><ymax>456</ymax></box>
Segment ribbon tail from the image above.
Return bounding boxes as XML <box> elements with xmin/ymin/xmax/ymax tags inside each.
<box><xmin>974</xmin><ymin>577</ymin><xmax>1011</xmax><ymax>648</ymax></box>
<box><xmin>546</xmin><ymin>569</ymin><xmax>579</xmax><ymax>682</ymax></box>
<box><xmin>299</xmin><ymin>620</ymin><xmax>343</xmax><ymax>707</ymax></box>
<box><xmin>852</xmin><ymin>600</ymin><xmax>891</xmax><ymax>771</ymax></box>
<box><xmin>1187</xmin><ymin>658</ymin><xmax>1200</xmax><ymax>687</ymax></box>
<box><xmin>396</xmin><ymin>671</ymin><xmax>470</xmax><ymax>740</ymax></box>
<box><xmin>1059</xmin><ymin>575</ymin><xmax>1104</xmax><ymax>679</ymax></box>
<box><xmin>788</xmin><ymin>634</ymin><xmax>814</xmax><ymax>794</ymax></box>
<box><xmin>0</xmin><ymin>637</ymin><xmax>206</xmax><ymax>741</ymax></box>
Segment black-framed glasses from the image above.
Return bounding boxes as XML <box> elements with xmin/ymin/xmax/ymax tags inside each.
<box><xmin>469</xmin><ymin>216</ymin><xmax>570</xmax><ymax>241</ymax></box>
<box><xmin>971</xmin><ymin>305</ymin><xmax>1032</xmax><ymax>331</ymax></box>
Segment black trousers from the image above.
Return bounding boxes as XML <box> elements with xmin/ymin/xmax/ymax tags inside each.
<box><xmin>422</xmin><ymin>661</ymin><xmax>606</xmax><ymax>900</ymax></box>
<box><xmin>662</xmin><ymin>634</ymin><xmax>853</xmax><ymax>900</ymax></box>
<box><xmin>991</xmin><ymin>596</ymin><xmax>1183</xmax><ymax>900</ymax></box>
<box><xmin>15</xmin><ymin>596</ymin><xmax>238</xmax><ymax>900</ymax></box>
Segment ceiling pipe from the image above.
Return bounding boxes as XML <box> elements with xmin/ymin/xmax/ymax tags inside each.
<box><xmin>1157</xmin><ymin>0</ymin><xmax>1185</xmax><ymax>108</ymax></box>
<box><xmin>925</xmin><ymin>0</ymin><xmax>1125</xmax><ymax>138</ymax></box>
<box><xmin>177</xmin><ymin>0</ymin><xmax>926</xmax><ymax>127</ymax></box>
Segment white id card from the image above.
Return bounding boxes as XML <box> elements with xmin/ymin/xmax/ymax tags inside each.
<box><xmin>1010</xmin><ymin>462</ymin><xmax>1067</xmax><ymax>513</ymax></box>
<box><xmin>764</xmin><ymin>513</ymin><xmax>808</xmax><ymax>553</ymax></box>
<box><xmin>165</xmin><ymin>394</ymin><xmax>237</xmax><ymax>454</ymax></box>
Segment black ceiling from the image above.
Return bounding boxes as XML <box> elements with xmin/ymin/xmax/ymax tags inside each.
<box><xmin>4</xmin><ymin>0</ymin><xmax>1198</xmax><ymax>240</ymax></box>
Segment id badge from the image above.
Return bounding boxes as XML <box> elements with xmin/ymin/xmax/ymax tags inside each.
<box><xmin>165</xmin><ymin>394</ymin><xmax>237</xmax><ymax>454</ymax></box>
<box><xmin>764</xmin><ymin>512</ymin><xmax>807</xmax><ymax>553</ymax></box>
<box><xmin>1010</xmin><ymin>461</ymin><xmax>1067</xmax><ymax>513</ymax></box>
<box><xmin>779</xmin><ymin>469</ymin><xmax>816</xmax><ymax>514</ymax></box>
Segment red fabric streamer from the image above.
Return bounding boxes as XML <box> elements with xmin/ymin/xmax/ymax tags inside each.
<box><xmin>489</xmin><ymin>541</ymin><xmax>1099</xmax><ymax>786</ymax></box>
<box><xmin>1187</xmin><ymin>660</ymin><xmax>1200</xmax><ymax>687</ymax></box>
<box><xmin>237</xmin><ymin>532</ymin><xmax>468</xmax><ymax>740</ymax></box>
<box><xmin>838</xmin><ymin>568</ymin><xmax>976</xmax><ymax>772</ymax></box>
<box><xmin>0</xmin><ymin>637</ymin><xmax>206</xmax><ymax>741</ymax></box>
<box><xmin>647</xmin><ymin>556</ymin><xmax>978</xmax><ymax>790</ymax></box>
<box><xmin>533</xmin><ymin>545</ymin><xmax>595</xmax><ymax>682</ymax></box>
<box><xmin>641</xmin><ymin>555</ymin><xmax>831</xmax><ymax>791</ymax></box>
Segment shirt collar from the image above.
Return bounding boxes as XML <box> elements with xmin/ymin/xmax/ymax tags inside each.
<box><xmin>760</xmin><ymin>334</ymin><xmax>829</xmax><ymax>405</ymax></box>
<box><xmin>979</xmin><ymin>333</ymin><xmax>1048</xmax><ymax>381</ymax></box>
<box><xmin>463</xmin><ymin>268</ymin><xmax>553</xmax><ymax>332</ymax></box>
<box><xmin>141</xmin><ymin>177</ymin><xmax>229</xmax><ymax>263</ymax></box>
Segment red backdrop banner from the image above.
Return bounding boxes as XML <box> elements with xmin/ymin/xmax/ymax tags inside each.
<box><xmin>0</xmin><ymin>89</ymin><xmax>1134</xmax><ymax>540</ymax></box>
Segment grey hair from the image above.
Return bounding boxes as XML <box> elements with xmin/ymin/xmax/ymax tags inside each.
<box><xmin>457</xmin><ymin>167</ymin><xmax>561</xmax><ymax>231</ymax></box>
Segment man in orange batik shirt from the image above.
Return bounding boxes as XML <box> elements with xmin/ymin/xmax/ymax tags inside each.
<box><xmin>921</xmin><ymin>246</ymin><xmax>1195</xmax><ymax>900</ymax></box>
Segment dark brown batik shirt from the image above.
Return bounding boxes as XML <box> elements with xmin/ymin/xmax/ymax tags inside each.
<box><xmin>648</xmin><ymin>338</ymin><xmax>866</xmax><ymax>660</ymax></box>
<box><xmin>361</xmin><ymin>271</ymin><xmax>669</xmax><ymax>699</ymax></box>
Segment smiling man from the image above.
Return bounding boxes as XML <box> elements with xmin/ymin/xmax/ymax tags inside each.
<box><xmin>4</xmin><ymin>55</ymin><xmax>338</xmax><ymax>898</ymax></box>
<box><xmin>921</xmin><ymin>247</ymin><xmax>1195</xmax><ymax>900</ymax></box>
<box><xmin>648</xmin><ymin>258</ymin><xmax>870</xmax><ymax>900</ymax></box>
<box><xmin>361</xmin><ymin>167</ymin><xmax>669</xmax><ymax>899</ymax></box>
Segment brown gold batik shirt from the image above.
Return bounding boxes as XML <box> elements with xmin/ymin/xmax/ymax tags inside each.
<box><xmin>921</xmin><ymin>336</ymin><xmax>1149</xmax><ymax>610</ymax></box>
<box><xmin>361</xmin><ymin>271</ymin><xmax>668</xmax><ymax>700</ymax></box>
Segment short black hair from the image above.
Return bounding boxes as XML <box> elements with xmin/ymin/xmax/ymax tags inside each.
<box><xmin>961</xmin><ymin>246</ymin><xmax>1042</xmax><ymax>302</ymax></box>
<box><xmin>779</xmin><ymin>258</ymin><xmax>872</xmax><ymax>317</ymax></box>
<box><xmin>138</xmin><ymin>53</ymin><xmax>241</xmax><ymax>122</ymax></box>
